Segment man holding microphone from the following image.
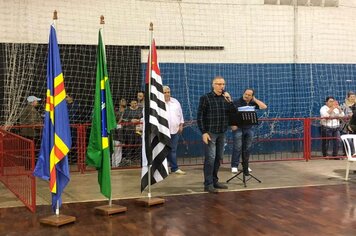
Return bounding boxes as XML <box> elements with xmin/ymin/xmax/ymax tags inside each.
<box><xmin>197</xmin><ymin>76</ymin><xmax>235</xmax><ymax>193</ymax></box>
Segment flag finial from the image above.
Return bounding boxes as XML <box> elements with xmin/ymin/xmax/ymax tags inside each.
<box><xmin>53</xmin><ymin>10</ymin><xmax>58</xmax><ymax>20</ymax></box>
<box><xmin>149</xmin><ymin>22</ymin><xmax>153</xmax><ymax>31</ymax></box>
<box><xmin>100</xmin><ymin>15</ymin><xmax>105</xmax><ymax>25</ymax></box>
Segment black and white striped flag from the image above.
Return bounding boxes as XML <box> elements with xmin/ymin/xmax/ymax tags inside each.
<box><xmin>141</xmin><ymin>39</ymin><xmax>171</xmax><ymax>192</ymax></box>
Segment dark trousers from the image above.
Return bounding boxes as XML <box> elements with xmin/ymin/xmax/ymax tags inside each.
<box><xmin>321</xmin><ymin>126</ymin><xmax>340</xmax><ymax>157</ymax></box>
<box><xmin>203</xmin><ymin>132</ymin><xmax>225</xmax><ymax>187</ymax></box>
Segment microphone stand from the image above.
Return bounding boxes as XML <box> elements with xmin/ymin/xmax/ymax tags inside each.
<box><xmin>226</xmin><ymin>165</ymin><xmax>261</xmax><ymax>187</ymax></box>
<box><xmin>225</xmin><ymin>96</ymin><xmax>262</xmax><ymax>187</ymax></box>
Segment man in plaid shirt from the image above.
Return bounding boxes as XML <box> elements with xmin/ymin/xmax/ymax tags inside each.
<box><xmin>197</xmin><ymin>76</ymin><xmax>234</xmax><ymax>193</ymax></box>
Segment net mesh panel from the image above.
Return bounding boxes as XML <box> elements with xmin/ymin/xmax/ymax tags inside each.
<box><xmin>1</xmin><ymin>0</ymin><xmax>356</xmax><ymax>165</ymax></box>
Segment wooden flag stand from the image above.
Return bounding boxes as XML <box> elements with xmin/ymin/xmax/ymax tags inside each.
<box><xmin>136</xmin><ymin>198</ymin><xmax>165</xmax><ymax>207</ymax></box>
<box><xmin>40</xmin><ymin>214</ymin><xmax>76</xmax><ymax>227</ymax></box>
<box><xmin>40</xmin><ymin>201</ymin><xmax>76</xmax><ymax>227</ymax></box>
<box><xmin>95</xmin><ymin>202</ymin><xmax>127</xmax><ymax>216</ymax></box>
<box><xmin>136</xmin><ymin>192</ymin><xmax>165</xmax><ymax>207</ymax></box>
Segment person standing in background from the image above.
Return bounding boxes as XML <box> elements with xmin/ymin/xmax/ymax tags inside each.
<box><xmin>346</xmin><ymin>109</ymin><xmax>356</xmax><ymax>134</ymax></box>
<box><xmin>121</xmin><ymin>100</ymin><xmax>143</xmax><ymax>165</ymax></box>
<box><xmin>320</xmin><ymin>96</ymin><xmax>345</xmax><ymax>157</ymax></box>
<box><xmin>163</xmin><ymin>85</ymin><xmax>186</xmax><ymax>175</ymax></box>
<box><xmin>66</xmin><ymin>94</ymin><xmax>81</xmax><ymax>124</ymax></box>
<box><xmin>230</xmin><ymin>88</ymin><xmax>267</xmax><ymax>176</ymax></box>
<box><xmin>19</xmin><ymin>95</ymin><xmax>42</xmax><ymax>139</ymax></box>
<box><xmin>341</xmin><ymin>91</ymin><xmax>356</xmax><ymax>117</ymax></box>
<box><xmin>112</xmin><ymin>98</ymin><xmax>127</xmax><ymax>167</ymax></box>
<box><xmin>340</xmin><ymin>91</ymin><xmax>356</xmax><ymax>136</ymax></box>
<box><xmin>115</xmin><ymin>98</ymin><xmax>127</xmax><ymax>124</ymax></box>
<box><xmin>65</xmin><ymin>94</ymin><xmax>80</xmax><ymax>164</ymax></box>
<box><xmin>137</xmin><ymin>91</ymin><xmax>145</xmax><ymax>109</ymax></box>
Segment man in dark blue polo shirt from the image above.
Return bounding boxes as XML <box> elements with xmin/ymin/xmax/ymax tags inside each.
<box><xmin>231</xmin><ymin>88</ymin><xmax>267</xmax><ymax>176</ymax></box>
<box><xmin>197</xmin><ymin>76</ymin><xmax>234</xmax><ymax>193</ymax></box>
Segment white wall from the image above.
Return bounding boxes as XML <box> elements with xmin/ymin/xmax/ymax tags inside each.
<box><xmin>1</xmin><ymin>0</ymin><xmax>356</xmax><ymax>63</ymax></box>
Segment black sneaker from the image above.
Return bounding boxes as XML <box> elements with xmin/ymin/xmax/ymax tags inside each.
<box><xmin>204</xmin><ymin>185</ymin><xmax>218</xmax><ymax>193</ymax></box>
<box><xmin>214</xmin><ymin>182</ymin><xmax>228</xmax><ymax>189</ymax></box>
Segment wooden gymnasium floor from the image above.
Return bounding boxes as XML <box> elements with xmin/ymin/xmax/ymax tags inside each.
<box><xmin>1</xmin><ymin>159</ymin><xmax>356</xmax><ymax>235</ymax></box>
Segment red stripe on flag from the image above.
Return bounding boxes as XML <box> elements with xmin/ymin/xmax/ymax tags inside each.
<box><xmin>54</xmin><ymin>145</ymin><xmax>65</xmax><ymax>161</ymax></box>
<box><xmin>145</xmin><ymin>40</ymin><xmax>160</xmax><ymax>84</ymax></box>
<box><xmin>49</xmin><ymin>168</ymin><xmax>56</xmax><ymax>192</ymax></box>
<box><xmin>54</xmin><ymin>82</ymin><xmax>64</xmax><ymax>97</ymax></box>
<box><xmin>46</xmin><ymin>97</ymin><xmax>54</xmax><ymax>111</ymax></box>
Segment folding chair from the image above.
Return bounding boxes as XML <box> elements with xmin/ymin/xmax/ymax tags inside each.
<box><xmin>340</xmin><ymin>134</ymin><xmax>356</xmax><ymax>180</ymax></box>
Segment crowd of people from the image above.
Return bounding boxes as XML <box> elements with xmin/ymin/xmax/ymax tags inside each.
<box><xmin>320</xmin><ymin>92</ymin><xmax>356</xmax><ymax>158</ymax></box>
<box><xmin>19</xmin><ymin>76</ymin><xmax>356</xmax><ymax>194</ymax></box>
<box><xmin>111</xmin><ymin>90</ymin><xmax>186</xmax><ymax>174</ymax></box>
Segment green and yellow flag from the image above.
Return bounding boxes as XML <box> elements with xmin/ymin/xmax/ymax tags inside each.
<box><xmin>86</xmin><ymin>29</ymin><xmax>116</xmax><ymax>198</ymax></box>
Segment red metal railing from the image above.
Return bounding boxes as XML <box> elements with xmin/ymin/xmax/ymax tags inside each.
<box><xmin>7</xmin><ymin>117</ymin><xmax>347</xmax><ymax>174</ymax></box>
<box><xmin>252</xmin><ymin>118</ymin><xmax>307</xmax><ymax>162</ymax></box>
<box><xmin>77</xmin><ymin>124</ymin><xmax>87</xmax><ymax>173</ymax></box>
<box><xmin>304</xmin><ymin>118</ymin><xmax>312</xmax><ymax>161</ymax></box>
<box><xmin>309</xmin><ymin>117</ymin><xmax>347</xmax><ymax>160</ymax></box>
<box><xmin>0</xmin><ymin>128</ymin><xmax>36</xmax><ymax>212</ymax></box>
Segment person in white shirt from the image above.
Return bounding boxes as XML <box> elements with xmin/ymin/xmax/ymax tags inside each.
<box><xmin>163</xmin><ymin>86</ymin><xmax>186</xmax><ymax>174</ymax></box>
<box><xmin>320</xmin><ymin>96</ymin><xmax>345</xmax><ymax>157</ymax></box>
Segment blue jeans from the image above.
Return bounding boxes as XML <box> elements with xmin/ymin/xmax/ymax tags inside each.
<box><xmin>231</xmin><ymin>128</ymin><xmax>253</xmax><ymax>168</ymax></box>
<box><xmin>203</xmin><ymin>132</ymin><xmax>225</xmax><ymax>187</ymax></box>
<box><xmin>167</xmin><ymin>133</ymin><xmax>179</xmax><ymax>172</ymax></box>
<box><xmin>321</xmin><ymin>126</ymin><xmax>340</xmax><ymax>156</ymax></box>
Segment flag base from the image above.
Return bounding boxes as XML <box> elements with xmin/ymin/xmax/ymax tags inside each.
<box><xmin>136</xmin><ymin>197</ymin><xmax>165</xmax><ymax>207</ymax></box>
<box><xmin>39</xmin><ymin>214</ymin><xmax>76</xmax><ymax>227</ymax></box>
<box><xmin>94</xmin><ymin>204</ymin><xmax>127</xmax><ymax>216</ymax></box>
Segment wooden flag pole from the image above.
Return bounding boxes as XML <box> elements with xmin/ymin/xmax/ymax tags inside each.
<box><xmin>136</xmin><ymin>23</ymin><xmax>165</xmax><ymax>207</ymax></box>
<box><xmin>39</xmin><ymin>10</ymin><xmax>76</xmax><ymax>227</ymax></box>
<box><xmin>93</xmin><ymin>15</ymin><xmax>127</xmax><ymax>216</ymax></box>
<box><xmin>147</xmin><ymin>22</ymin><xmax>153</xmax><ymax>199</ymax></box>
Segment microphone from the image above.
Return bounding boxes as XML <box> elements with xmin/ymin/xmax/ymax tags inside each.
<box><xmin>222</xmin><ymin>90</ymin><xmax>232</xmax><ymax>103</ymax></box>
